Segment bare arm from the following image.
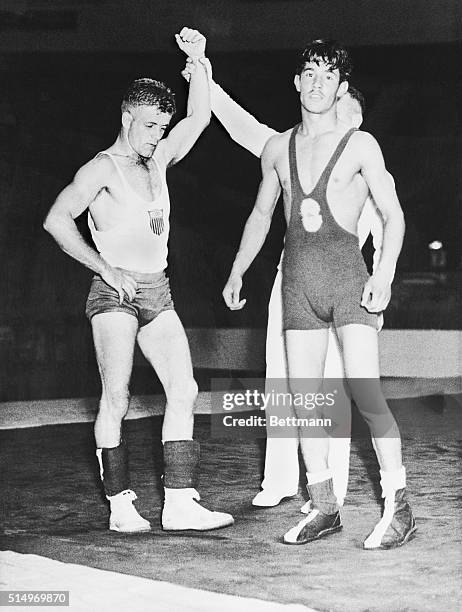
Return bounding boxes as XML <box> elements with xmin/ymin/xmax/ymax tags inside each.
<box><xmin>157</xmin><ymin>28</ymin><xmax>210</xmax><ymax>167</ymax></box>
<box><xmin>357</xmin><ymin>133</ymin><xmax>405</xmax><ymax>312</ymax></box>
<box><xmin>43</xmin><ymin>158</ymin><xmax>138</xmax><ymax>303</ymax></box>
<box><xmin>357</xmin><ymin>172</ymin><xmax>394</xmax><ymax>274</ymax></box>
<box><xmin>223</xmin><ymin>140</ymin><xmax>281</xmax><ymax>309</ymax></box>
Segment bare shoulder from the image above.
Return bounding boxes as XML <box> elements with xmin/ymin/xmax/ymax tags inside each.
<box><xmin>73</xmin><ymin>154</ymin><xmax>116</xmax><ymax>188</ymax></box>
<box><xmin>262</xmin><ymin>129</ymin><xmax>291</xmax><ymax>160</ymax></box>
<box><xmin>350</xmin><ymin>130</ymin><xmax>382</xmax><ymax>153</ymax></box>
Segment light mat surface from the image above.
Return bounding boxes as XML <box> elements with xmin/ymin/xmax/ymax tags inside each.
<box><xmin>1</xmin><ymin>551</ymin><xmax>314</xmax><ymax>612</ymax></box>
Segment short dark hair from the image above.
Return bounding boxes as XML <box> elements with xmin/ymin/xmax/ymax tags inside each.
<box><xmin>121</xmin><ymin>78</ymin><xmax>176</xmax><ymax>115</ymax></box>
<box><xmin>296</xmin><ymin>39</ymin><xmax>352</xmax><ymax>82</ymax></box>
<box><xmin>347</xmin><ymin>85</ymin><xmax>366</xmax><ymax>114</ymax></box>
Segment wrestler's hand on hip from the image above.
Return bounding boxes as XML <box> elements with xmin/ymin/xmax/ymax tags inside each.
<box><xmin>361</xmin><ymin>272</ymin><xmax>391</xmax><ymax>313</ymax></box>
<box><xmin>223</xmin><ymin>273</ymin><xmax>247</xmax><ymax>310</ymax></box>
<box><xmin>101</xmin><ymin>266</ymin><xmax>138</xmax><ymax>305</ymax></box>
<box><xmin>175</xmin><ymin>27</ymin><xmax>206</xmax><ymax>59</ymax></box>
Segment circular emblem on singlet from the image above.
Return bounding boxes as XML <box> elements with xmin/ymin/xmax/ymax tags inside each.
<box><xmin>300</xmin><ymin>198</ymin><xmax>323</xmax><ymax>232</ymax></box>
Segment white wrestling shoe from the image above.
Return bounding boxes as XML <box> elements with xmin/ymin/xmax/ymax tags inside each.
<box><xmin>107</xmin><ymin>489</ymin><xmax>151</xmax><ymax>533</ymax></box>
<box><xmin>252</xmin><ymin>489</ymin><xmax>298</xmax><ymax>507</ymax></box>
<box><xmin>162</xmin><ymin>488</ymin><xmax>234</xmax><ymax>531</ymax></box>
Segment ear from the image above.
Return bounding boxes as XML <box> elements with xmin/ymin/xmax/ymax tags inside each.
<box><xmin>121</xmin><ymin>111</ymin><xmax>132</xmax><ymax>130</ymax></box>
<box><xmin>337</xmin><ymin>80</ymin><xmax>349</xmax><ymax>98</ymax></box>
<box><xmin>294</xmin><ymin>74</ymin><xmax>301</xmax><ymax>93</ymax></box>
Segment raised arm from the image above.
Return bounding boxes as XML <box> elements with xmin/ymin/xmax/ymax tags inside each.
<box><xmin>356</xmin><ymin>133</ymin><xmax>405</xmax><ymax>313</ymax></box>
<box><xmin>210</xmin><ymin>80</ymin><xmax>277</xmax><ymax>158</ymax></box>
<box><xmin>43</xmin><ymin>158</ymin><xmax>137</xmax><ymax>303</ymax></box>
<box><xmin>157</xmin><ymin>28</ymin><xmax>210</xmax><ymax>167</ymax></box>
<box><xmin>222</xmin><ymin>139</ymin><xmax>281</xmax><ymax>310</ymax></box>
<box><xmin>180</xmin><ymin>57</ymin><xmax>276</xmax><ymax>157</ymax></box>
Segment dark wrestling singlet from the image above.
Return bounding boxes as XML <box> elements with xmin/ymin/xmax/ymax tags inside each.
<box><xmin>282</xmin><ymin>126</ymin><xmax>378</xmax><ymax>331</ymax></box>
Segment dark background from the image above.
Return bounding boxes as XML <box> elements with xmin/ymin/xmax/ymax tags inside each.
<box><xmin>0</xmin><ymin>1</ymin><xmax>460</xmax><ymax>400</ymax></box>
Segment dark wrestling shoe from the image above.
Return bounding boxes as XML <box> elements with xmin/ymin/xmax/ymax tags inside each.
<box><xmin>283</xmin><ymin>508</ymin><xmax>342</xmax><ymax>545</ymax></box>
<box><xmin>363</xmin><ymin>488</ymin><xmax>417</xmax><ymax>550</ymax></box>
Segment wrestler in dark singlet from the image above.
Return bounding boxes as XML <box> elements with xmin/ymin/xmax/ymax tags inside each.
<box><xmin>282</xmin><ymin>126</ymin><xmax>377</xmax><ymax>331</ymax></box>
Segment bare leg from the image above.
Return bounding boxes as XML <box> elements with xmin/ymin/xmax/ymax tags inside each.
<box><xmin>137</xmin><ymin>310</ymin><xmax>233</xmax><ymax>531</ymax></box>
<box><xmin>92</xmin><ymin>312</ymin><xmax>138</xmax><ymax>448</ymax></box>
<box><xmin>285</xmin><ymin>329</ymin><xmax>330</xmax><ymax>473</ymax></box>
<box><xmin>324</xmin><ymin>328</ymin><xmax>351</xmax><ymax>507</ymax></box>
<box><xmin>283</xmin><ymin>329</ymin><xmax>343</xmax><ymax>544</ymax></box>
<box><xmin>336</xmin><ymin>324</ymin><xmax>402</xmax><ymax>471</ymax></box>
<box><xmin>137</xmin><ymin>310</ymin><xmax>197</xmax><ymax>442</ymax></box>
<box><xmin>91</xmin><ymin>312</ymin><xmax>150</xmax><ymax>532</ymax></box>
<box><xmin>336</xmin><ymin>324</ymin><xmax>416</xmax><ymax>549</ymax></box>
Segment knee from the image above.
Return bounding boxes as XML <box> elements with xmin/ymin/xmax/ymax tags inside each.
<box><xmin>166</xmin><ymin>377</ymin><xmax>198</xmax><ymax>408</ymax></box>
<box><xmin>101</xmin><ymin>384</ymin><xmax>130</xmax><ymax>418</ymax></box>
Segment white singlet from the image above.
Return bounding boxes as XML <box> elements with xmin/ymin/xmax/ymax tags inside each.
<box><xmin>88</xmin><ymin>152</ymin><xmax>170</xmax><ymax>273</ymax></box>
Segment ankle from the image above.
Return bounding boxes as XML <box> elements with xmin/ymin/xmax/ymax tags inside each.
<box><xmin>306</xmin><ymin>470</ymin><xmax>339</xmax><ymax>515</ymax></box>
<box><xmin>164</xmin><ymin>487</ymin><xmax>200</xmax><ymax>505</ymax></box>
<box><xmin>380</xmin><ymin>466</ymin><xmax>406</xmax><ymax>498</ymax></box>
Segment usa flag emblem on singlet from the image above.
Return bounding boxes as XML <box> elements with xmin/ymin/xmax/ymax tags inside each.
<box><xmin>148</xmin><ymin>209</ymin><xmax>164</xmax><ymax>235</ymax></box>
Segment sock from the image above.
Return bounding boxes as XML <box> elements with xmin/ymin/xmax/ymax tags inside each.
<box><xmin>306</xmin><ymin>469</ymin><xmax>339</xmax><ymax>515</ymax></box>
<box><xmin>97</xmin><ymin>441</ymin><xmax>130</xmax><ymax>497</ymax></box>
<box><xmin>163</xmin><ymin>440</ymin><xmax>200</xmax><ymax>489</ymax></box>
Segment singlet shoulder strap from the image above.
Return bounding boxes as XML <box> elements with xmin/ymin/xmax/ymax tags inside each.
<box><xmin>313</xmin><ymin>128</ymin><xmax>357</xmax><ymax>194</ymax></box>
<box><xmin>288</xmin><ymin>124</ymin><xmax>303</xmax><ymax>198</ymax></box>
<box><xmin>96</xmin><ymin>151</ymin><xmax>132</xmax><ymax>190</ymax></box>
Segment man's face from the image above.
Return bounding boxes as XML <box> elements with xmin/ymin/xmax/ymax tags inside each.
<box><xmin>123</xmin><ymin>105</ymin><xmax>172</xmax><ymax>158</ymax></box>
<box><xmin>337</xmin><ymin>93</ymin><xmax>363</xmax><ymax>128</ymax></box>
<box><xmin>294</xmin><ymin>60</ymin><xmax>348</xmax><ymax>115</ymax></box>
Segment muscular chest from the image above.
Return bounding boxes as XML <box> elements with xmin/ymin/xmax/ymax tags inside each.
<box><xmin>276</xmin><ymin>132</ymin><xmax>366</xmax><ymax>228</ymax></box>
<box><xmin>90</xmin><ymin>155</ymin><xmax>165</xmax><ymax>232</ymax></box>
<box><xmin>278</xmin><ymin>134</ymin><xmax>358</xmax><ymax>198</ymax></box>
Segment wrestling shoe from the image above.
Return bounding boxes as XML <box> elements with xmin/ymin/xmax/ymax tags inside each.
<box><xmin>283</xmin><ymin>508</ymin><xmax>342</xmax><ymax>545</ymax></box>
<box><xmin>162</xmin><ymin>488</ymin><xmax>234</xmax><ymax>531</ymax></box>
<box><xmin>107</xmin><ymin>489</ymin><xmax>151</xmax><ymax>533</ymax></box>
<box><xmin>252</xmin><ymin>489</ymin><xmax>298</xmax><ymax>507</ymax></box>
<box><xmin>363</xmin><ymin>488</ymin><xmax>417</xmax><ymax>550</ymax></box>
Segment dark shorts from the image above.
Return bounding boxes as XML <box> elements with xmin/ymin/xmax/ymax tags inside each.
<box><xmin>282</xmin><ymin>254</ymin><xmax>378</xmax><ymax>331</ymax></box>
<box><xmin>282</xmin><ymin>280</ymin><xmax>378</xmax><ymax>331</ymax></box>
<box><xmin>85</xmin><ymin>269</ymin><xmax>175</xmax><ymax>328</ymax></box>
